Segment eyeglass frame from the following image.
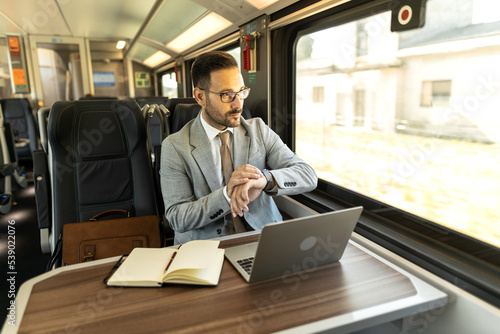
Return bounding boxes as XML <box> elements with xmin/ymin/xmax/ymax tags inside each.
<box><xmin>200</xmin><ymin>87</ymin><xmax>251</xmax><ymax>103</ymax></box>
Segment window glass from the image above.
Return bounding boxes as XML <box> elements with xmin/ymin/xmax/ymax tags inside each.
<box><xmin>161</xmin><ymin>71</ymin><xmax>178</xmax><ymax>98</ymax></box>
<box><xmin>295</xmin><ymin>0</ymin><xmax>500</xmax><ymax>248</ymax></box>
<box><xmin>421</xmin><ymin>80</ymin><xmax>451</xmax><ymax>107</ymax></box>
<box><xmin>227</xmin><ymin>46</ymin><xmax>241</xmax><ymax>71</ymax></box>
<box><xmin>0</xmin><ymin>38</ymin><xmax>13</xmax><ymax>98</ymax></box>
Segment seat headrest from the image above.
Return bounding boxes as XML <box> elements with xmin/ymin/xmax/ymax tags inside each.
<box><xmin>0</xmin><ymin>99</ymin><xmax>31</xmax><ymax>118</ymax></box>
<box><xmin>165</xmin><ymin>97</ymin><xmax>196</xmax><ymax>114</ymax></box>
<box><xmin>172</xmin><ymin>103</ymin><xmax>201</xmax><ymax>133</ymax></box>
<box><xmin>76</xmin><ymin>110</ymin><xmax>126</xmax><ymax>159</ymax></box>
<box><xmin>49</xmin><ymin>99</ymin><xmax>144</xmax><ymax>161</ymax></box>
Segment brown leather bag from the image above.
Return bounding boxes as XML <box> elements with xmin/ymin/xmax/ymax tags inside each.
<box><xmin>62</xmin><ymin>210</ymin><xmax>162</xmax><ymax>265</ymax></box>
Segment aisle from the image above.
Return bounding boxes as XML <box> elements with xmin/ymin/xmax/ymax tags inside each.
<box><xmin>1</xmin><ymin>181</ymin><xmax>50</xmax><ymax>322</ymax></box>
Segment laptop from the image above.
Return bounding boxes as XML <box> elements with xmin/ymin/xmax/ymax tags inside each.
<box><xmin>225</xmin><ymin>206</ymin><xmax>363</xmax><ymax>283</ymax></box>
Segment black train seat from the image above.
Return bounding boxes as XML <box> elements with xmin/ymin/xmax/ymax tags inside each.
<box><xmin>164</xmin><ymin>97</ymin><xmax>196</xmax><ymax>131</ymax></box>
<box><xmin>0</xmin><ymin>105</ymin><xmax>28</xmax><ymax>214</ymax></box>
<box><xmin>0</xmin><ymin>98</ymin><xmax>39</xmax><ymax>160</ymax></box>
<box><xmin>34</xmin><ymin>99</ymin><xmax>159</xmax><ymax>256</ymax></box>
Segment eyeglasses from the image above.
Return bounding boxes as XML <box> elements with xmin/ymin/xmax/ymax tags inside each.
<box><xmin>201</xmin><ymin>87</ymin><xmax>251</xmax><ymax>103</ymax></box>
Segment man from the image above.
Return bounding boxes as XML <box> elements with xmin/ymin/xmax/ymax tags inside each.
<box><xmin>160</xmin><ymin>51</ymin><xmax>317</xmax><ymax>244</ymax></box>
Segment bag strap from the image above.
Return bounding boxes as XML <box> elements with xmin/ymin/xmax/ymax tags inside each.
<box><xmin>46</xmin><ymin>234</ymin><xmax>63</xmax><ymax>271</ymax></box>
<box><xmin>89</xmin><ymin>209</ymin><xmax>130</xmax><ymax>221</ymax></box>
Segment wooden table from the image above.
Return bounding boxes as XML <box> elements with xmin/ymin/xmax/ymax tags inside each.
<box><xmin>3</xmin><ymin>233</ymin><xmax>447</xmax><ymax>334</ymax></box>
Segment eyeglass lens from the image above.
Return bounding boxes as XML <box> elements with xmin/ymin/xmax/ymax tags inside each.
<box><xmin>222</xmin><ymin>88</ymin><xmax>250</xmax><ymax>102</ymax></box>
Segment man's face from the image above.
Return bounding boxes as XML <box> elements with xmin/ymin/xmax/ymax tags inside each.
<box><xmin>199</xmin><ymin>67</ymin><xmax>246</xmax><ymax>130</ymax></box>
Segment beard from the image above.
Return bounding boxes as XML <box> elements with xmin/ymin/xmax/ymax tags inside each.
<box><xmin>204</xmin><ymin>97</ymin><xmax>242</xmax><ymax>129</ymax></box>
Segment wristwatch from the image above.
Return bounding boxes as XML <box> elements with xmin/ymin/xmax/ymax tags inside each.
<box><xmin>262</xmin><ymin>169</ymin><xmax>273</xmax><ymax>192</ymax></box>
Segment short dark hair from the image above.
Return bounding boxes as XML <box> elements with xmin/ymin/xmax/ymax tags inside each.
<box><xmin>191</xmin><ymin>51</ymin><xmax>238</xmax><ymax>89</ymax></box>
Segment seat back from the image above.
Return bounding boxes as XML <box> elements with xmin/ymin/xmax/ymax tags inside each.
<box><xmin>43</xmin><ymin>99</ymin><xmax>158</xmax><ymax>251</ymax></box>
<box><xmin>164</xmin><ymin>97</ymin><xmax>196</xmax><ymax>130</ymax></box>
<box><xmin>171</xmin><ymin>103</ymin><xmax>201</xmax><ymax>133</ymax></box>
<box><xmin>0</xmin><ymin>98</ymin><xmax>39</xmax><ymax>159</ymax></box>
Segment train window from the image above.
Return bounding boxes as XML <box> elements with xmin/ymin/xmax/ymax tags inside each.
<box><xmin>226</xmin><ymin>46</ymin><xmax>241</xmax><ymax>71</ymax></box>
<box><xmin>161</xmin><ymin>71</ymin><xmax>178</xmax><ymax>98</ymax></box>
<box><xmin>420</xmin><ymin>80</ymin><xmax>451</xmax><ymax>107</ymax></box>
<box><xmin>294</xmin><ymin>0</ymin><xmax>500</xmax><ymax>248</ymax></box>
<box><xmin>0</xmin><ymin>37</ymin><xmax>13</xmax><ymax>98</ymax></box>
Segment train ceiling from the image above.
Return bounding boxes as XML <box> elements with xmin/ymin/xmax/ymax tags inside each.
<box><xmin>0</xmin><ymin>0</ymin><xmax>299</xmax><ymax>68</ymax></box>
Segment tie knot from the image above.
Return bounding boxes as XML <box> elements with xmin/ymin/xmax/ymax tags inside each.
<box><xmin>218</xmin><ymin>131</ymin><xmax>230</xmax><ymax>145</ymax></box>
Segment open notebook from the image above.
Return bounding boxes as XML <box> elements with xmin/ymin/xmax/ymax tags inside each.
<box><xmin>104</xmin><ymin>240</ymin><xmax>224</xmax><ymax>287</ymax></box>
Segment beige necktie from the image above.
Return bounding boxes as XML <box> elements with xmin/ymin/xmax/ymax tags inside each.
<box><xmin>218</xmin><ymin>131</ymin><xmax>246</xmax><ymax>233</ymax></box>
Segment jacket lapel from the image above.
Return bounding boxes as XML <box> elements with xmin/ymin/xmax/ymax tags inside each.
<box><xmin>190</xmin><ymin>115</ymin><xmax>221</xmax><ymax>192</ymax></box>
<box><xmin>233</xmin><ymin>121</ymin><xmax>250</xmax><ymax>169</ymax></box>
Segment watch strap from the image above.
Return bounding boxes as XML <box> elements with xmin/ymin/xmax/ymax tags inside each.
<box><xmin>262</xmin><ymin>169</ymin><xmax>273</xmax><ymax>191</ymax></box>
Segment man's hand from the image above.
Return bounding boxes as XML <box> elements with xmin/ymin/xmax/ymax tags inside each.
<box><xmin>230</xmin><ymin>175</ymin><xmax>267</xmax><ymax>217</ymax></box>
<box><xmin>227</xmin><ymin>164</ymin><xmax>262</xmax><ymax>197</ymax></box>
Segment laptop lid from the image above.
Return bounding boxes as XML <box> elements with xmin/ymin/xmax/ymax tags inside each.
<box><xmin>225</xmin><ymin>206</ymin><xmax>363</xmax><ymax>283</ymax></box>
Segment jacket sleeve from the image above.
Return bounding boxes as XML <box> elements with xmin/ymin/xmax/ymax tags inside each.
<box><xmin>255</xmin><ymin>118</ymin><xmax>318</xmax><ymax>196</ymax></box>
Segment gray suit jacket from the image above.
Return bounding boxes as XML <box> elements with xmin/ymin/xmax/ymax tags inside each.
<box><xmin>160</xmin><ymin>113</ymin><xmax>317</xmax><ymax>244</ymax></box>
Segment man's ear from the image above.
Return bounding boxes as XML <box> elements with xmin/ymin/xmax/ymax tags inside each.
<box><xmin>193</xmin><ymin>87</ymin><xmax>205</xmax><ymax>107</ymax></box>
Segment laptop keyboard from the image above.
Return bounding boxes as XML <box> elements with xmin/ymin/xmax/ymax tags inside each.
<box><xmin>237</xmin><ymin>257</ymin><xmax>254</xmax><ymax>274</ymax></box>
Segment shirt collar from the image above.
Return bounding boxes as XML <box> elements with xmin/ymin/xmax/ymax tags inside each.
<box><xmin>200</xmin><ymin>111</ymin><xmax>234</xmax><ymax>141</ymax></box>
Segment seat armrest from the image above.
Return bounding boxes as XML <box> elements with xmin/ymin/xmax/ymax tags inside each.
<box><xmin>40</xmin><ymin>228</ymin><xmax>51</xmax><ymax>253</ymax></box>
<box><xmin>33</xmin><ymin>150</ymin><xmax>51</xmax><ymax>253</ymax></box>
